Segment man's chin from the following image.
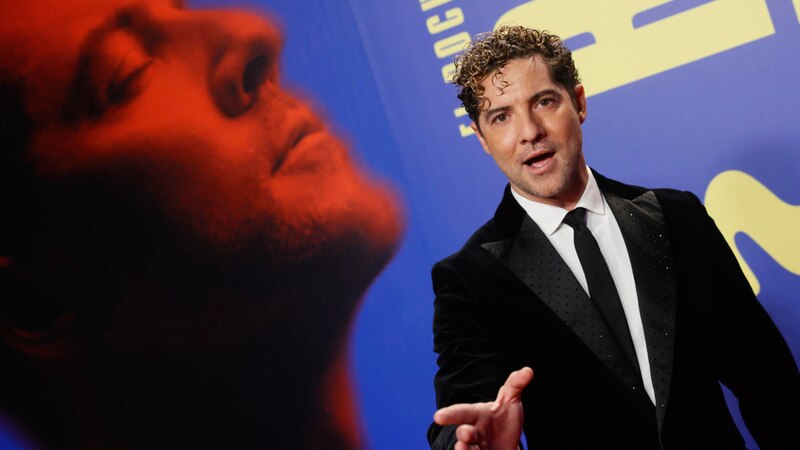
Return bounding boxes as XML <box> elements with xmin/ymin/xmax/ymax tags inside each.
<box><xmin>112</xmin><ymin>172</ymin><xmax>406</xmax><ymax>353</ymax></box>
<box><xmin>272</xmin><ymin>172</ymin><xmax>404</xmax><ymax>278</ymax></box>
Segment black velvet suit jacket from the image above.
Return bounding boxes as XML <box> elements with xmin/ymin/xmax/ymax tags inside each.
<box><xmin>428</xmin><ymin>173</ymin><xmax>799</xmax><ymax>450</ymax></box>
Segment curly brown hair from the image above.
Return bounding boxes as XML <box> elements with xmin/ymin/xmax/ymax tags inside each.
<box><xmin>453</xmin><ymin>25</ymin><xmax>580</xmax><ymax>126</ymax></box>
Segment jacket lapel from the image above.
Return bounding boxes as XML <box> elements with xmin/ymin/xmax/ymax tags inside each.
<box><xmin>603</xmin><ymin>186</ymin><xmax>677</xmax><ymax>433</ymax></box>
<box><xmin>480</xmin><ymin>187</ymin><xmax>644</xmax><ymax>390</ymax></box>
<box><xmin>481</xmin><ymin>178</ymin><xmax>678</xmax><ymax>433</ymax></box>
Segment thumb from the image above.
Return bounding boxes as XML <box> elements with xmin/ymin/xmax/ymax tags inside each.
<box><xmin>495</xmin><ymin>367</ymin><xmax>534</xmax><ymax>403</ymax></box>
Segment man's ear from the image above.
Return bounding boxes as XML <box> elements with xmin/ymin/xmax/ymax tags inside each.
<box><xmin>0</xmin><ymin>256</ymin><xmax>80</xmax><ymax>360</ymax></box>
<box><xmin>471</xmin><ymin>122</ymin><xmax>492</xmax><ymax>155</ymax></box>
<box><xmin>574</xmin><ymin>84</ymin><xmax>587</xmax><ymax>123</ymax></box>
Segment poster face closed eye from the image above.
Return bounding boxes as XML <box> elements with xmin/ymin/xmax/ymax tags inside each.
<box><xmin>1</xmin><ymin>0</ymin><xmax>798</xmax><ymax>449</ymax></box>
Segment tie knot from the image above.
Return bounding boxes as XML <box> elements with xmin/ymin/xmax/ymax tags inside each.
<box><xmin>563</xmin><ymin>207</ymin><xmax>587</xmax><ymax>229</ymax></box>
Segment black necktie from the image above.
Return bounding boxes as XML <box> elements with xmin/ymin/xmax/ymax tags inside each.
<box><xmin>563</xmin><ymin>207</ymin><xmax>640</xmax><ymax>373</ymax></box>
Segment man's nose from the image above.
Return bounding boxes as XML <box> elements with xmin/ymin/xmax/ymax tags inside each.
<box><xmin>182</xmin><ymin>9</ymin><xmax>282</xmax><ymax>116</ymax></box>
<box><xmin>519</xmin><ymin>112</ymin><xmax>545</xmax><ymax>145</ymax></box>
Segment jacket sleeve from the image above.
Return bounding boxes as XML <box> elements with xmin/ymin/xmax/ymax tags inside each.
<box><xmin>689</xmin><ymin>191</ymin><xmax>800</xmax><ymax>449</ymax></box>
<box><xmin>427</xmin><ymin>257</ymin><xmax>522</xmax><ymax>450</ymax></box>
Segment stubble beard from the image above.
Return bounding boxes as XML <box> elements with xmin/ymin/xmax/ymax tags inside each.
<box><xmin>513</xmin><ymin>145</ymin><xmax>584</xmax><ymax>204</ymax></box>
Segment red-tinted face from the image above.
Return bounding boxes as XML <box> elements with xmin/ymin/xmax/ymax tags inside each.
<box><xmin>473</xmin><ymin>55</ymin><xmax>588</xmax><ymax>209</ymax></box>
<box><xmin>0</xmin><ymin>0</ymin><xmax>402</xmax><ymax>349</ymax></box>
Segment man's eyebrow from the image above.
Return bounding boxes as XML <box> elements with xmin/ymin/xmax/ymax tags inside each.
<box><xmin>480</xmin><ymin>88</ymin><xmax>563</xmax><ymax>122</ymax></box>
<box><xmin>62</xmin><ymin>5</ymin><xmax>154</xmax><ymax>122</ymax></box>
<box><xmin>533</xmin><ymin>88</ymin><xmax>562</xmax><ymax>100</ymax></box>
<box><xmin>482</xmin><ymin>105</ymin><xmax>510</xmax><ymax>121</ymax></box>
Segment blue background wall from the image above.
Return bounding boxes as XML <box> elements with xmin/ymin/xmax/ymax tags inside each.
<box><xmin>203</xmin><ymin>1</ymin><xmax>799</xmax><ymax>448</ymax></box>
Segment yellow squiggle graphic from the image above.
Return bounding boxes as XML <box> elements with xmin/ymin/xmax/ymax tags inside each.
<box><xmin>496</xmin><ymin>0</ymin><xmax>775</xmax><ymax>97</ymax></box>
<box><xmin>794</xmin><ymin>0</ymin><xmax>800</xmax><ymax>23</ymax></box>
<box><xmin>704</xmin><ymin>170</ymin><xmax>800</xmax><ymax>295</ymax></box>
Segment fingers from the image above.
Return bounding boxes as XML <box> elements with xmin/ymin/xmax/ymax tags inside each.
<box><xmin>434</xmin><ymin>403</ymin><xmax>485</xmax><ymax>426</ymax></box>
<box><xmin>454</xmin><ymin>441</ymin><xmax>484</xmax><ymax>450</ymax></box>
<box><xmin>435</xmin><ymin>367</ymin><xmax>533</xmax><ymax>423</ymax></box>
<box><xmin>495</xmin><ymin>367</ymin><xmax>534</xmax><ymax>404</ymax></box>
<box><xmin>455</xmin><ymin>425</ymin><xmax>486</xmax><ymax>450</ymax></box>
<box><xmin>455</xmin><ymin>424</ymin><xmax>480</xmax><ymax>444</ymax></box>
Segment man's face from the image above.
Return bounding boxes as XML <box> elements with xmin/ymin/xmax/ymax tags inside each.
<box><xmin>2</xmin><ymin>0</ymin><xmax>402</xmax><ymax>273</ymax></box>
<box><xmin>473</xmin><ymin>55</ymin><xmax>588</xmax><ymax>209</ymax></box>
<box><xmin>0</xmin><ymin>0</ymin><xmax>401</xmax><ymax>347</ymax></box>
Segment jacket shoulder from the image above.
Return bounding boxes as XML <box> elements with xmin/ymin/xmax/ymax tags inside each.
<box><xmin>597</xmin><ymin>172</ymin><xmax>704</xmax><ymax>214</ymax></box>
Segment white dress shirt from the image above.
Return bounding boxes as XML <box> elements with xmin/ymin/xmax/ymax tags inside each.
<box><xmin>510</xmin><ymin>167</ymin><xmax>656</xmax><ymax>404</ymax></box>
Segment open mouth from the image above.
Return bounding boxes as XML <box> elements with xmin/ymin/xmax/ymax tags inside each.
<box><xmin>524</xmin><ymin>151</ymin><xmax>555</xmax><ymax>168</ymax></box>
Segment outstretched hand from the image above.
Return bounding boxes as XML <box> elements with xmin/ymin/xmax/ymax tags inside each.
<box><xmin>433</xmin><ymin>367</ymin><xmax>534</xmax><ymax>450</ymax></box>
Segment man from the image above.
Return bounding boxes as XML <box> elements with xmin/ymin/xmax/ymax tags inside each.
<box><xmin>0</xmin><ymin>0</ymin><xmax>402</xmax><ymax>449</ymax></box>
<box><xmin>429</xmin><ymin>25</ymin><xmax>799</xmax><ymax>450</ymax></box>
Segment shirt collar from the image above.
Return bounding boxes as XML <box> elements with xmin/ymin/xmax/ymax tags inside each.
<box><xmin>510</xmin><ymin>166</ymin><xmax>606</xmax><ymax>236</ymax></box>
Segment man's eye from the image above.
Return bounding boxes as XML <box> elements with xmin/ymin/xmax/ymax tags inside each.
<box><xmin>493</xmin><ymin>113</ymin><xmax>508</xmax><ymax>124</ymax></box>
<box><xmin>107</xmin><ymin>57</ymin><xmax>153</xmax><ymax>106</ymax></box>
<box><xmin>538</xmin><ymin>98</ymin><xmax>554</xmax><ymax>107</ymax></box>
<box><xmin>95</xmin><ymin>31</ymin><xmax>154</xmax><ymax>109</ymax></box>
